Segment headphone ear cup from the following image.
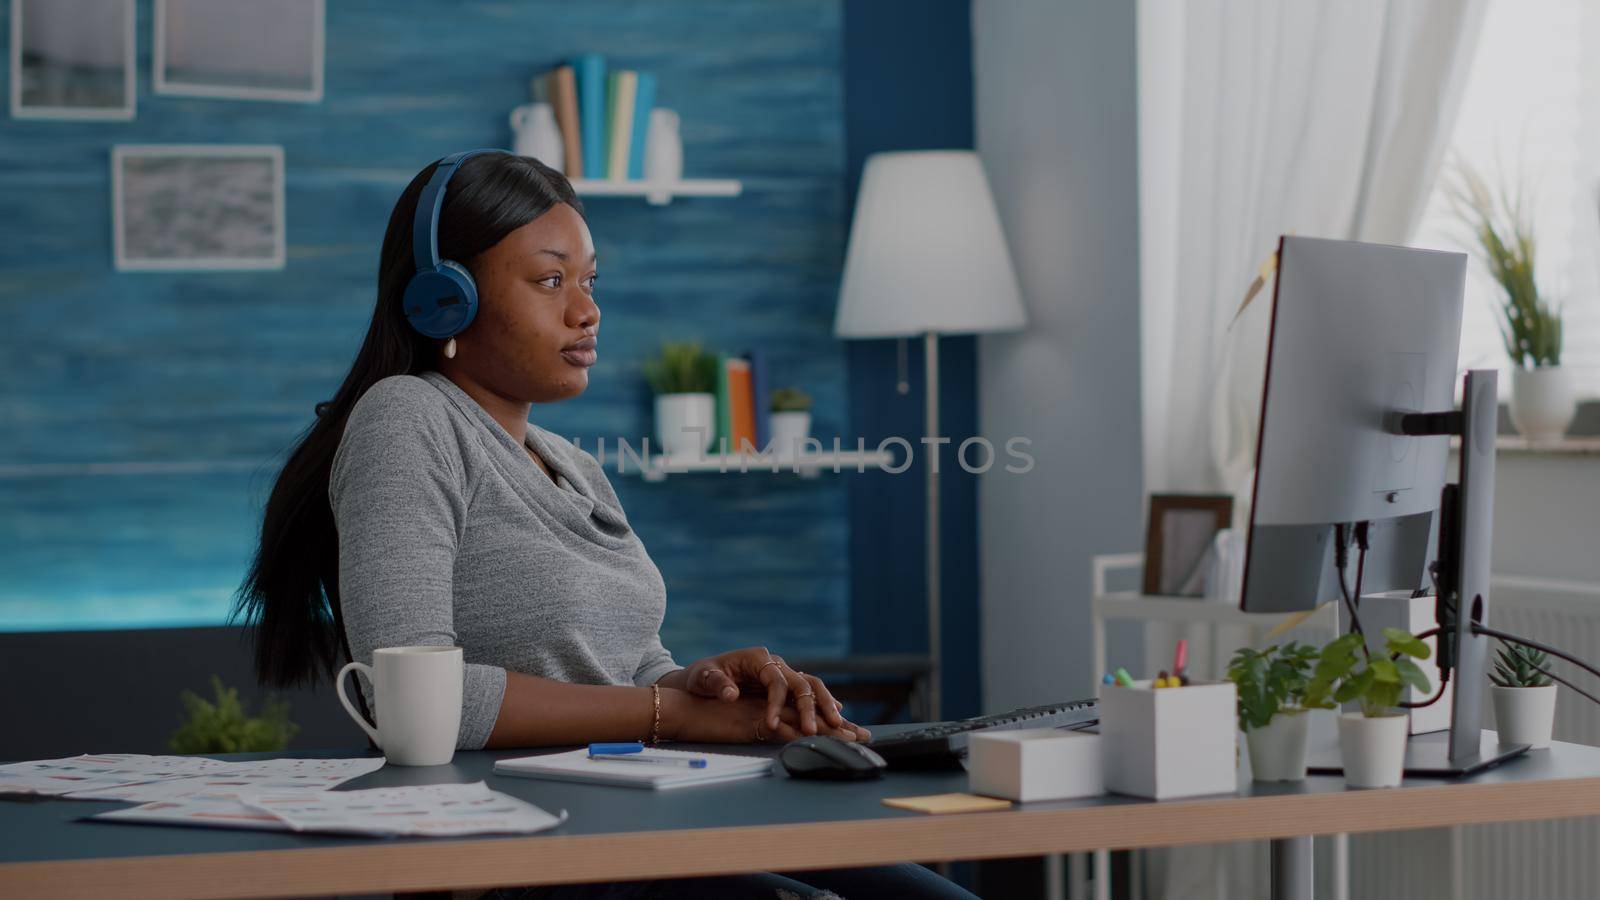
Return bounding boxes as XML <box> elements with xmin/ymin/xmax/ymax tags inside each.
<box><xmin>402</xmin><ymin>260</ymin><xmax>479</xmax><ymax>339</ymax></box>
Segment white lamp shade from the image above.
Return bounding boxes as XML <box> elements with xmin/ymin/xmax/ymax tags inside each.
<box><xmin>834</xmin><ymin>150</ymin><xmax>1027</xmax><ymax>338</ymax></box>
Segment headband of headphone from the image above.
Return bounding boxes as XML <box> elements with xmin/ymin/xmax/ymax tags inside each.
<box><xmin>403</xmin><ymin>149</ymin><xmax>499</xmax><ymax>339</ymax></box>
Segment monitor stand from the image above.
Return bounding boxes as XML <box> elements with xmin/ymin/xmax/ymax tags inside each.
<box><xmin>1307</xmin><ymin>730</ymin><xmax>1530</xmax><ymax>778</ymax></box>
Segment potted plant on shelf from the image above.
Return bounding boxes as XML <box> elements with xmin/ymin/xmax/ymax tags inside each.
<box><xmin>1450</xmin><ymin>162</ymin><xmax>1572</xmax><ymax>442</ymax></box>
<box><xmin>1490</xmin><ymin>642</ymin><xmax>1557</xmax><ymax>749</ymax></box>
<box><xmin>1303</xmin><ymin>628</ymin><xmax>1433</xmax><ymax>789</ymax></box>
<box><xmin>642</xmin><ymin>342</ymin><xmax>719</xmax><ymax>459</ymax></box>
<box><xmin>1227</xmin><ymin>642</ymin><xmax>1320</xmax><ymax>781</ymax></box>
<box><xmin>768</xmin><ymin>386</ymin><xmax>812</xmax><ymax>459</ymax></box>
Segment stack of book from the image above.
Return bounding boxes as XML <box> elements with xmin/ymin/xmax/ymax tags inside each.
<box><xmin>540</xmin><ymin>54</ymin><xmax>657</xmax><ymax>183</ymax></box>
<box><xmin>715</xmin><ymin>350</ymin><xmax>771</xmax><ymax>454</ymax></box>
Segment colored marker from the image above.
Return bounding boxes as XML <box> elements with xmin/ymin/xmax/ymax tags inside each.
<box><xmin>588</xmin><ymin>742</ymin><xmax>644</xmax><ymax>755</ymax></box>
<box><xmin>1102</xmin><ymin>673</ymin><xmax>1116</xmax><ymax>685</ymax></box>
<box><xmin>1155</xmin><ymin>670</ymin><xmax>1171</xmax><ymax>688</ymax></box>
<box><xmin>1113</xmin><ymin>667</ymin><xmax>1136</xmax><ymax>688</ymax></box>
<box><xmin>1172</xmin><ymin>639</ymin><xmax>1188</xmax><ymax>678</ymax></box>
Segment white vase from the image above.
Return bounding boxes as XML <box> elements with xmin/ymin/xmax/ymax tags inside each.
<box><xmin>769</xmin><ymin>411</ymin><xmax>812</xmax><ymax>459</ymax></box>
<box><xmin>1337</xmin><ymin>712</ymin><xmax>1409</xmax><ymax>788</ymax></box>
<box><xmin>653</xmin><ymin>393</ymin><xmax>715</xmax><ymax>459</ymax></box>
<box><xmin>510</xmin><ymin>102</ymin><xmax>565</xmax><ymax>170</ymax></box>
<box><xmin>1509</xmin><ymin>366</ymin><xmax>1576</xmax><ymax>442</ymax></box>
<box><xmin>644</xmin><ymin>108</ymin><xmax>683</xmax><ymax>203</ymax></box>
<box><xmin>1246</xmin><ymin>709</ymin><xmax>1310</xmax><ymax>782</ymax></box>
<box><xmin>1493</xmin><ymin>684</ymin><xmax>1557</xmax><ymax>749</ymax></box>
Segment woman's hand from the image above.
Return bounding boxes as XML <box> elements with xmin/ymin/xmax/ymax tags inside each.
<box><xmin>659</xmin><ymin>687</ymin><xmax>868</xmax><ymax>745</ymax></box>
<box><xmin>667</xmin><ymin>647</ymin><xmax>871</xmax><ymax>740</ymax></box>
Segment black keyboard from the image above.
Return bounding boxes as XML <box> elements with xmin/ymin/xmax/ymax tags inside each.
<box><xmin>865</xmin><ymin>699</ymin><xmax>1100</xmax><ymax>770</ymax></box>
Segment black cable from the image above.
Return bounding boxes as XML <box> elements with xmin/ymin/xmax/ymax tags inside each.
<box><xmin>1401</xmin><ymin>667</ymin><xmax>1451</xmax><ymax>708</ymax></box>
<box><xmin>1523</xmin><ymin>657</ymin><xmax>1600</xmax><ymax>709</ymax></box>
<box><xmin>1472</xmin><ymin>624</ymin><xmax>1600</xmax><ymax>685</ymax></box>
<box><xmin>1334</xmin><ymin>524</ymin><xmax>1366</xmax><ymax>638</ymax></box>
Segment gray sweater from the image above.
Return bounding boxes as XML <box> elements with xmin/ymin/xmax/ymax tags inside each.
<box><xmin>329</xmin><ymin>370</ymin><xmax>679</xmax><ymax>749</ymax></box>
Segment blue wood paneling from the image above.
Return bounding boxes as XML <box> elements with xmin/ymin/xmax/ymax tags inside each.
<box><xmin>0</xmin><ymin>0</ymin><xmax>849</xmax><ymax>663</ymax></box>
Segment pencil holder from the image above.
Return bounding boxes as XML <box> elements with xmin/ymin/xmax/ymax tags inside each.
<box><xmin>1098</xmin><ymin>679</ymin><xmax>1238</xmax><ymax>800</ymax></box>
<box><xmin>967</xmin><ymin>728</ymin><xmax>1104</xmax><ymax>802</ymax></box>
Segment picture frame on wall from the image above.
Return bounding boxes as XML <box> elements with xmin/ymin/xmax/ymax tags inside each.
<box><xmin>154</xmin><ymin>0</ymin><xmax>325</xmax><ymax>103</ymax></box>
<box><xmin>112</xmin><ymin>145</ymin><xmax>286</xmax><ymax>272</ymax></box>
<box><xmin>9</xmin><ymin>0</ymin><xmax>136</xmax><ymax>121</ymax></box>
<box><xmin>1142</xmin><ymin>494</ymin><xmax>1234</xmax><ymax>597</ymax></box>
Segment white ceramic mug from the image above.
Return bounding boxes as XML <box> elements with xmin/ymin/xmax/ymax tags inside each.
<box><xmin>336</xmin><ymin>646</ymin><xmax>463</xmax><ymax>766</ymax></box>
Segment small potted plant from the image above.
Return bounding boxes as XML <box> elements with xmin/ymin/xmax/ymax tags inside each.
<box><xmin>169</xmin><ymin>676</ymin><xmax>298</xmax><ymax>754</ymax></box>
<box><xmin>1449</xmin><ymin>162</ymin><xmax>1572</xmax><ymax>441</ymax></box>
<box><xmin>768</xmin><ymin>386</ymin><xmax>813</xmax><ymax>458</ymax></box>
<box><xmin>1303</xmin><ymin>628</ymin><xmax>1432</xmax><ymax>789</ymax></box>
<box><xmin>642</xmin><ymin>342</ymin><xmax>719</xmax><ymax>459</ymax></box>
<box><xmin>1227</xmin><ymin>642</ymin><xmax>1319</xmax><ymax>781</ymax></box>
<box><xmin>1490</xmin><ymin>642</ymin><xmax>1557</xmax><ymax>749</ymax></box>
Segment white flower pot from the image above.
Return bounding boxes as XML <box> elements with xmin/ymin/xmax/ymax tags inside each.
<box><xmin>1337</xmin><ymin>712</ymin><xmax>1408</xmax><ymax>788</ymax></box>
<box><xmin>1246</xmin><ymin>709</ymin><xmax>1310</xmax><ymax>782</ymax></box>
<box><xmin>653</xmin><ymin>393</ymin><xmax>715</xmax><ymax>459</ymax></box>
<box><xmin>1509</xmin><ymin>366</ymin><xmax>1576</xmax><ymax>442</ymax></box>
<box><xmin>768</xmin><ymin>411</ymin><xmax>812</xmax><ymax>459</ymax></box>
<box><xmin>1493</xmin><ymin>684</ymin><xmax>1557</xmax><ymax>749</ymax></box>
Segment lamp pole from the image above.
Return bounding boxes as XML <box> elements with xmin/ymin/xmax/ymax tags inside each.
<box><xmin>923</xmin><ymin>330</ymin><xmax>941</xmax><ymax>722</ymax></box>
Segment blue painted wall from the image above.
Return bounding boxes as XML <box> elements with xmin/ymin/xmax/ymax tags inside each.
<box><xmin>843</xmin><ymin>0</ymin><xmax>982</xmax><ymax>720</ymax></box>
<box><xmin>0</xmin><ymin>1</ymin><xmax>854</xmax><ymax>664</ymax></box>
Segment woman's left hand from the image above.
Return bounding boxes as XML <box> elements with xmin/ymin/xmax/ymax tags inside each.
<box><xmin>669</xmin><ymin>647</ymin><xmax>869</xmax><ymax>740</ymax></box>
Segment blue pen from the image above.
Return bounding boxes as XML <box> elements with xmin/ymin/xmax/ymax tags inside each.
<box><xmin>590</xmin><ymin>753</ymin><xmax>708</xmax><ymax>769</ymax></box>
<box><xmin>588</xmin><ymin>742</ymin><xmax>644</xmax><ymax>755</ymax></box>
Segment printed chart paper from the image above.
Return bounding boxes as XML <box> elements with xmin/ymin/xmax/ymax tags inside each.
<box><xmin>95</xmin><ymin>782</ymin><xmax>567</xmax><ymax>837</ymax></box>
<box><xmin>0</xmin><ymin>754</ymin><xmax>384</xmax><ymax>800</ymax></box>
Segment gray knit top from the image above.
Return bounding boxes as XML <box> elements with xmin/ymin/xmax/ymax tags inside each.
<box><xmin>329</xmin><ymin>370</ymin><xmax>679</xmax><ymax>749</ymax></box>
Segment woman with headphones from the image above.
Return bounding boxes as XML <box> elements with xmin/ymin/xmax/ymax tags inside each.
<box><xmin>235</xmin><ymin>151</ymin><xmax>976</xmax><ymax>899</ymax></box>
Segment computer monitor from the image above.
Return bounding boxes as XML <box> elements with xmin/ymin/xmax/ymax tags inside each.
<box><xmin>1241</xmin><ymin>236</ymin><xmax>1463</xmax><ymax>613</ymax></box>
<box><xmin>1239</xmin><ymin>235</ymin><xmax>1523</xmax><ymax>774</ymax></box>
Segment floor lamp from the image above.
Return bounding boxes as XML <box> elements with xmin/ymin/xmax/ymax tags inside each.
<box><xmin>833</xmin><ymin>151</ymin><xmax>1027</xmax><ymax>720</ymax></box>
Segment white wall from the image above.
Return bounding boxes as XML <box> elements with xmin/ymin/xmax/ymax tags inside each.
<box><xmin>973</xmin><ymin>0</ymin><xmax>1144</xmax><ymax>712</ymax></box>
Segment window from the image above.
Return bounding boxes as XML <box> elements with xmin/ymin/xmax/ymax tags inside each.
<box><xmin>1414</xmin><ymin>0</ymin><xmax>1600</xmax><ymax>396</ymax></box>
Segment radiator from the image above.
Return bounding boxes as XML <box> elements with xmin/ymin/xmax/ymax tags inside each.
<box><xmin>1349</xmin><ymin>575</ymin><xmax>1600</xmax><ymax>900</ymax></box>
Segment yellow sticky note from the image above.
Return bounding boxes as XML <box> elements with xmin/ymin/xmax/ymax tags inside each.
<box><xmin>882</xmin><ymin>793</ymin><xmax>1013</xmax><ymax>815</ymax></box>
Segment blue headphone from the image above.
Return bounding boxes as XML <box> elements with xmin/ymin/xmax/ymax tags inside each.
<box><xmin>403</xmin><ymin>149</ymin><xmax>500</xmax><ymax>339</ymax></box>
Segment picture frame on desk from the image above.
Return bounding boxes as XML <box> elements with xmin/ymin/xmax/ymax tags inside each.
<box><xmin>1142</xmin><ymin>493</ymin><xmax>1233</xmax><ymax>596</ymax></box>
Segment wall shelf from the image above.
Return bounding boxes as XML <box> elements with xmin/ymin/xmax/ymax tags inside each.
<box><xmin>627</xmin><ymin>450</ymin><xmax>895</xmax><ymax>482</ymax></box>
<box><xmin>570</xmin><ymin>178</ymin><xmax>742</xmax><ymax>206</ymax></box>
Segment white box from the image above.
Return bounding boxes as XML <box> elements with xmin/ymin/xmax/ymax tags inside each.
<box><xmin>967</xmin><ymin>729</ymin><xmax>1104</xmax><ymax>802</ymax></box>
<box><xmin>1343</xmin><ymin>590</ymin><xmax>1453</xmax><ymax>734</ymax></box>
<box><xmin>1099</xmin><ymin>680</ymin><xmax>1238</xmax><ymax>799</ymax></box>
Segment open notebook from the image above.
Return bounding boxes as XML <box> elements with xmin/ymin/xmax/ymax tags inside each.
<box><xmin>493</xmin><ymin>748</ymin><xmax>773</xmax><ymax>790</ymax></box>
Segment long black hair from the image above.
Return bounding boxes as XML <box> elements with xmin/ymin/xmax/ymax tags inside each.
<box><xmin>232</xmin><ymin>152</ymin><xmax>584</xmax><ymax>689</ymax></box>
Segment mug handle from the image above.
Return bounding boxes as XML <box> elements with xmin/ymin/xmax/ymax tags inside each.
<box><xmin>335</xmin><ymin>661</ymin><xmax>382</xmax><ymax>747</ymax></box>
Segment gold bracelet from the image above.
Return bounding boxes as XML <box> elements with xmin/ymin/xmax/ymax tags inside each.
<box><xmin>647</xmin><ymin>684</ymin><xmax>662</xmax><ymax>745</ymax></box>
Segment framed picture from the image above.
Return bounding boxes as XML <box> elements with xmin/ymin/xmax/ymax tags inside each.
<box><xmin>1142</xmin><ymin>494</ymin><xmax>1234</xmax><ymax>597</ymax></box>
<box><xmin>112</xmin><ymin>145</ymin><xmax>286</xmax><ymax>272</ymax></box>
<box><xmin>9</xmin><ymin>0</ymin><xmax>135</xmax><ymax>120</ymax></box>
<box><xmin>154</xmin><ymin>0</ymin><xmax>324</xmax><ymax>103</ymax></box>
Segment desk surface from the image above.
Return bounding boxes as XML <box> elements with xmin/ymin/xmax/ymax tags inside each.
<box><xmin>6</xmin><ymin>735</ymin><xmax>1600</xmax><ymax>899</ymax></box>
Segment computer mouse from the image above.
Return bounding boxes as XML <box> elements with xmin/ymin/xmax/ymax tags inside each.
<box><xmin>779</xmin><ymin>735</ymin><xmax>888</xmax><ymax>780</ymax></box>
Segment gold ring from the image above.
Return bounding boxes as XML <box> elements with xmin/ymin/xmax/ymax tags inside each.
<box><xmin>758</xmin><ymin>660</ymin><xmax>784</xmax><ymax>678</ymax></box>
<box><xmin>754</xmin><ymin>719</ymin><xmax>768</xmax><ymax>743</ymax></box>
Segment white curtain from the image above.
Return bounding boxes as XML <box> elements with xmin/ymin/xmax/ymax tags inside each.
<box><xmin>1140</xmin><ymin>0</ymin><xmax>1487</xmax><ymax>502</ymax></box>
<box><xmin>1135</xmin><ymin>1</ymin><xmax>1486</xmax><ymax>898</ymax></box>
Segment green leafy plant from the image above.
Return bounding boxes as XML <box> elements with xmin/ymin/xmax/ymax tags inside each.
<box><xmin>1490</xmin><ymin>642</ymin><xmax>1553</xmax><ymax>688</ymax></box>
<box><xmin>168</xmin><ymin>675</ymin><xmax>298</xmax><ymax>754</ymax></box>
<box><xmin>641</xmin><ymin>342</ymin><xmax>719</xmax><ymax>395</ymax></box>
<box><xmin>1448</xmin><ymin>161</ymin><xmax>1562</xmax><ymax>369</ymax></box>
<box><xmin>1303</xmin><ymin>629</ymin><xmax>1432</xmax><ymax>718</ymax></box>
<box><xmin>1227</xmin><ymin>642</ymin><xmax>1320</xmax><ymax>731</ymax></box>
<box><xmin>769</xmin><ymin>386</ymin><xmax>812</xmax><ymax>413</ymax></box>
